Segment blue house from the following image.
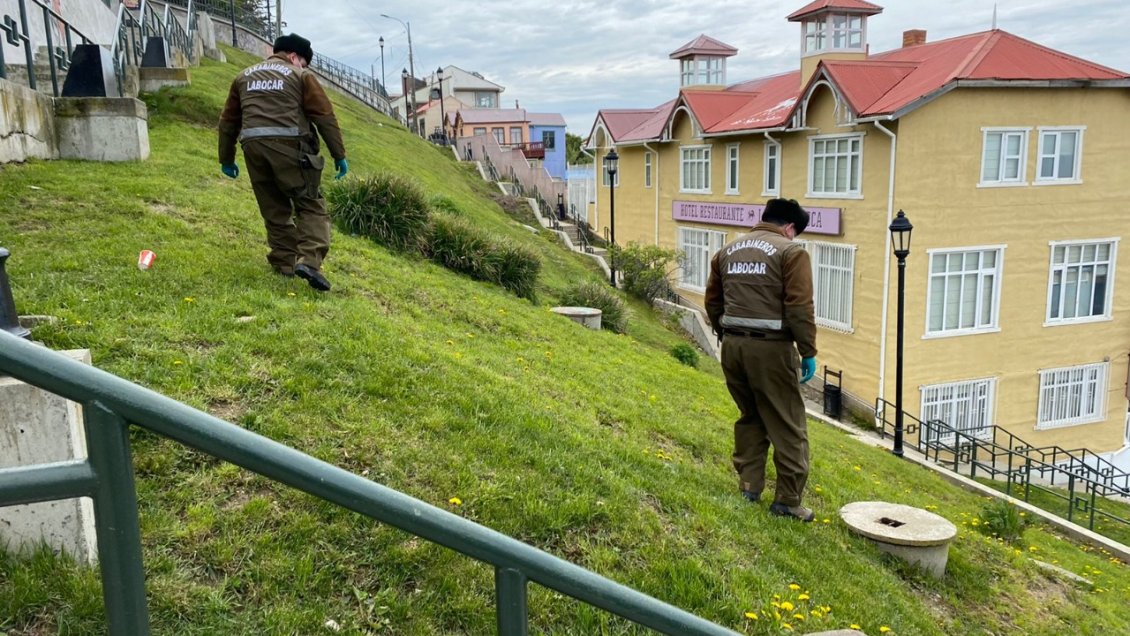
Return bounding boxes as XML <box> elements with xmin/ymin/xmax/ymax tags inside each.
<box><xmin>528</xmin><ymin>113</ymin><xmax>567</xmax><ymax>180</ymax></box>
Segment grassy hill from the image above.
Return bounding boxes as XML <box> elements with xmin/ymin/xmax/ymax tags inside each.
<box><xmin>0</xmin><ymin>47</ymin><xmax>1127</xmax><ymax>635</ymax></box>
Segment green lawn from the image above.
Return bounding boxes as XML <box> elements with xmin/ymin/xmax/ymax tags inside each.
<box><xmin>0</xmin><ymin>47</ymin><xmax>1127</xmax><ymax>635</ymax></box>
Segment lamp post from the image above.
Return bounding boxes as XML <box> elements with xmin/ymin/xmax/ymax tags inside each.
<box><xmin>0</xmin><ymin>248</ymin><xmax>31</xmax><ymax>339</ymax></box>
<box><xmin>381</xmin><ymin>14</ymin><xmax>416</xmax><ymax>135</ymax></box>
<box><xmin>435</xmin><ymin>66</ymin><xmax>446</xmax><ymax>145</ymax></box>
<box><xmin>604</xmin><ymin>148</ymin><xmax>619</xmax><ymax>287</ymax></box>
<box><xmin>379</xmin><ymin>36</ymin><xmax>385</xmax><ymax>97</ymax></box>
<box><xmin>889</xmin><ymin>210</ymin><xmax>914</xmax><ymax>457</ymax></box>
<box><xmin>400</xmin><ymin>68</ymin><xmax>410</xmax><ymax>128</ymax></box>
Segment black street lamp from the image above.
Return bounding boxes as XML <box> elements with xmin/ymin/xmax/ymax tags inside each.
<box><xmin>435</xmin><ymin>66</ymin><xmax>446</xmax><ymax>145</ymax></box>
<box><xmin>889</xmin><ymin>209</ymin><xmax>914</xmax><ymax>457</ymax></box>
<box><xmin>604</xmin><ymin>148</ymin><xmax>619</xmax><ymax>287</ymax></box>
<box><xmin>0</xmin><ymin>247</ymin><xmax>31</xmax><ymax>339</ymax></box>
<box><xmin>379</xmin><ymin>36</ymin><xmax>385</xmax><ymax>96</ymax></box>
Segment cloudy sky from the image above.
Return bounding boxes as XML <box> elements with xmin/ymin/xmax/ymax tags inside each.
<box><xmin>284</xmin><ymin>1</ymin><xmax>1130</xmax><ymax>135</ymax></box>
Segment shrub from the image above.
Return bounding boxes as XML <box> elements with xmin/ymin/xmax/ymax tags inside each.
<box><xmin>327</xmin><ymin>174</ymin><xmax>431</xmax><ymax>253</ymax></box>
<box><xmin>430</xmin><ymin>195</ymin><xmax>463</xmax><ymax>216</ymax></box>
<box><xmin>425</xmin><ymin>215</ymin><xmax>541</xmax><ymax>300</ymax></box>
<box><xmin>559</xmin><ymin>281</ymin><xmax>628</xmax><ymax>333</ymax></box>
<box><xmin>615</xmin><ymin>242</ymin><xmax>684</xmax><ymax>306</ymax></box>
<box><xmin>670</xmin><ymin>343</ymin><xmax>699</xmax><ymax>368</ymax></box>
<box><xmin>978</xmin><ymin>499</ymin><xmax>1030</xmax><ymax>544</ymax></box>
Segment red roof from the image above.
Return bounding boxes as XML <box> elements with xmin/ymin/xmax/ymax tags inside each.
<box><xmin>669</xmin><ymin>35</ymin><xmax>738</xmax><ymax>59</ymax></box>
<box><xmin>787</xmin><ymin>0</ymin><xmax>883</xmax><ymax>21</ymax></box>
<box><xmin>592</xmin><ymin>28</ymin><xmax>1129</xmax><ymax>144</ymax></box>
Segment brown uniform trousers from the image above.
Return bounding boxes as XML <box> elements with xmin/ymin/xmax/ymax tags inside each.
<box><xmin>721</xmin><ymin>335</ymin><xmax>809</xmax><ymax>507</ymax></box>
<box><xmin>242</xmin><ymin>138</ymin><xmax>330</xmax><ymax>273</ymax></box>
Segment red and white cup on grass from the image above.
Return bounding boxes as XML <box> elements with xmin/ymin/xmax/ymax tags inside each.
<box><xmin>137</xmin><ymin>249</ymin><xmax>156</xmax><ymax>270</ymax></box>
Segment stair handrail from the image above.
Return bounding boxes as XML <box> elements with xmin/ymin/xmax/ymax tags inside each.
<box><xmin>0</xmin><ymin>0</ymin><xmax>94</xmax><ymax>96</ymax></box>
<box><xmin>0</xmin><ymin>331</ymin><xmax>738</xmax><ymax>636</ymax></box>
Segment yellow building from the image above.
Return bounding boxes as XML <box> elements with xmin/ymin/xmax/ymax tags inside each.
<box><xmin>585</xmin><ymin>0</ymin><xmax>1130</xmax><ymax>463</ymax></box>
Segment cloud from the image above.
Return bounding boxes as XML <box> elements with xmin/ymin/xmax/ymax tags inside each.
<box><xmin>285</xmin><ymin>1</ymin><xmax>1130</xmax><ymax>134</ymax></box>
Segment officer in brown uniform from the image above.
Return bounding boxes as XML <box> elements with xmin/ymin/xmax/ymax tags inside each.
<box><xmin>704</xmin><ymin>198</ymin><xmax>818</xmax><ymax>522</ymax></box>
<box><xmin>218</xmin><ymin>33</ymin><xmax>348</xmax><ymax>292</ymax></box>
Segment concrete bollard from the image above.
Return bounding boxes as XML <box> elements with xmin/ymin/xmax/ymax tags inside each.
<box><xmin>840</xmin><ymin>501</ymin><xmax>957</xmax><ymax>578</ymax></box>
<box><xmin>551</xmin><ymin>306</ymin><xmax>602</xmax><ymax>330</ymax></box>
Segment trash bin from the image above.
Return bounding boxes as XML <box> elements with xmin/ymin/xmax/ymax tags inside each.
<box><xmin>822</xmin><ymin>367</ymin><xmax>843</xmax><ymax>420</ymax></box>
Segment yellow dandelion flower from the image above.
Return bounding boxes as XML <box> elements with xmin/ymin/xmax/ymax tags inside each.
<box><xmin>771</xmin><ymin>601</ymin><xmax>781</xmax><ymax>608</ymax></box>
<box><xmin>793</xmin><ymin>613</ymin><xmax>805</xmax><ymax>621</ymax></box>
<box><xmin>798</xmin><ymin>594</ymin><xmax>810</xmax><ymax>601</ymax></box>
<box><xmin>446</xmin><ymin>340</ymin><xmax>455</xmax><ymax>345</ymax></box>
<box><xmin>823</xmin><ymin>518</ymin><xmax>831</xmax><ymax>524</ymax></box>
<box><xmin>880</xmin><ymin>626</ymin><xmax>891</xmax><ymax>633</ymax></box>
<box><xmin>183</xmin><ymin>297</ymin><xmax>195</xmax><ymax>302</ymax></box>
<box><xmin>781</xmin><ymin>601</ymin><xmax>795</xmax><ymax>612</ymax></box>
<box><xmin>448</xmin><ymin>497</ymin><xmax>462</xmax><ymax>506</ymax></box>
<box><xmin>1029</xmin><ymin>546</ymin><xmax>1038</xmax><ymax>552</ymax></box>
<box><xmin>814</xmin><ymin>486</ymin><xmax>823</xmax><ymax>493</ymax></box>
<box><xmin>466</xmin><ymin>333</ymin><xmax>475</xmax><ymax>338</ymax></box>
<box><xmin>851</xmin><ymin>625</ymin><xmax>862</xmax><ymax>630</ymax></box>
<box><xmin>853</xmin><ymin>465</ymin><xmax>862</xmax><ymax>471</ymax></box>
<box><xmin>788</xmin><ymin>583</ymin><xmax>801</xmax><ymax>591</ymax></box>
<box><xmin>744</xmin><ymin>612</ymin><xmax>758</xmax><ymax>620</ymax></box>
<box><xmin>173</xmin><ymin>360</ymin><xmax>183</xmax><ymax>365</ymax></box>
<box><xmin>781</xmin><ymin>623</ymin><xmax>793</xmax><ymax>631</ymax></box>
<box><xmin>810</xmin><ymin>610</ymin><xmax>822</xmax><ymax>618</ymax></box>
<box><xmin>287</xmin><ymin>292</ymin><xmax>296</xmax><ymax>297</ymax></box>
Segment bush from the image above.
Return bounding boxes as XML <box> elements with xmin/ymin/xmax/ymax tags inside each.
<box><xmin>430</xmin><ymin>195</ymin><xmax>463</xmax><ymax>216</ymax></box>
<box><xmin>425</xmin><ymin>215</ymin><xmax>541</xmax><ymax>300</ymax></box>
<box><xmin>670</xmin><ymin>343</ymin><xmax>699</xmax><ymax>368</ymax></box>
<box><xmin>978</xmin><ymin>499</ymin><xmax>1030</xmax><ymax>544</ymax></box>
<box><xmin>327</xmin><ymin>174</ymin><xmax>431</xmax><ymax>253</ymax></box>
<box><xmin>559</xmin><ymin>281</ymin><xmax>628</xmax><ymax>333</ymax></box>
<box><xmin>615</xmin><ymin>242</ymin><xmax>684</xmax><ymax>306</ymax></box>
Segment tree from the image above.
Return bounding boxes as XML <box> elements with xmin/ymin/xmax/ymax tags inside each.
<box><xmin>566</xmin><ymin>133</ymin><xmax>591</xmax><ymax>165</ymax></box>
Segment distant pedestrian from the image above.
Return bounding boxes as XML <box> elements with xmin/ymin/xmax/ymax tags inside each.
<box><xmin>218</xmin><ymin>33</ymin><xmax>348</xmax><ymax>292</ymax></box>
<box><xmin>704</xmin><ymin>198</ymin><xmax>818</xmax><ymax>522</ymax></box>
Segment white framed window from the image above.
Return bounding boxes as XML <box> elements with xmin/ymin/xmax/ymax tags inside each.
<box><xmin>602</xmin><ymin>162</ymin><xmax>619</xmax><ymax>187</ymax></box>
<box><xmin>803</xmin><ymin>13</ymin><xmax>865</xmax><ymax>54</ymax></box>
<box><xmin>926</xmin><ymin>246</ymin><xmax>1004</xmax><ymax>336</ymax></box>
<box><xmin>979</xmin><ymin>128</ymin><xmax>1029</xmax><ymax>186</ymax></box>
<box><xmin>763</xmin><ymin>141</ymin><xmax>781</xmax><ymax>196</ymax></box>
<box><xmin>644</xmin><ymin>152</ymin><xmax>653</xmax><ymax>188</ymax></box>
<box><xmin>920</xmin><ymin>378</ymin><xmax>996</xmax><ymax>442</ymax></box>
<box><xmin>680</xmin><ymin>145</ymin><xmax>711</xmax><ymax>193</ymax></box>
<box><xmin>677</xmin><ymin>227</ymin><xmax>726</xmax><ymax>291</ymax></box>
<box><xmin>799</xmin><ymin>241</ymin><xmax>855</xmax><ymax>332</ymax></box>
<box><xmin>1037</xmin><ymin>362</ymin><xmax>1108</xmax><ymax>429</ymax></box>
<box><xmin>473</xmin><ymin>127</ymin><xmax>487</xmax><ymax>136</ymax></box>
<box><xmin>681</xmin><ymin>57</ymin><xmax>725</xmax><ymax>86</ymax></box>
<box><xmin>510</xmin><ymin>127</ymin><xmax>523</xmax><ymax>145</ymax></box>
<box><xmin>725</xmin><ymin>143</ymin><xmax>740</xmax><ymax>194</ymax></box>
<box><xmin>492</xmin><ymin>128</ymin><xmax>505</xmax><ymax>145</ymax></box>
<box><xmin>1046</xmin><ymin>239</ymin><xmax>1116</xmax><ymax>325</ymax></box>
<box><xmin>808</xmin><ymin>133</ymin><xmax>863</xmax><ymax>197</ymax></box>
<box><xmin>475</xmin><ymin>92</ymin><xmax>496</xmax><ymax>108</ymax></box>
<box><xmin>1036</xmin><ymin>127</ymin><xmax>1084</xmax><ymax>184</ymax></box>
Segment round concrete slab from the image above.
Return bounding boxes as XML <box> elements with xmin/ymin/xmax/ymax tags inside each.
<box><xmin>839</xmin><ymin>501</ymin><xmax>957</xmax><ymax>546</ymax></box>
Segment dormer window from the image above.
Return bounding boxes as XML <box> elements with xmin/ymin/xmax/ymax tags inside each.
<box><xmin>803</xmin><ymin>13</ymin><xmax>865</xmax><ymax>54</ymax></box>
<box><xmin>681</xmin><ymin>56</ymin><xmax>725</xmax><ymax>87</ymax></box>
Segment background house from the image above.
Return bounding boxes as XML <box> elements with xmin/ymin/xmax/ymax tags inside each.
<box><xmin>585</xmin><ymin>0</ymin><xmax>1130</xmax><ymax>467</ymax></box>
<box><xmin>527</xmin><ymin>112</ymin><xmax>567</xmax><ymax>180</ymax></box>
<box><xmin>392</xmin><ymin>65</ymin><xmax>504</xmax><ymax>137</ymax></box>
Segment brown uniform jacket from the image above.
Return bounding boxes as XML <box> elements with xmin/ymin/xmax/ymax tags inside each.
<box><xmin>704</xmin><ymin>223</ymin><xmax>817</xmax><ymax>358</ymax></box>
<box><xmin>218</xmin><ymin>53</ymin><xmax>346</xmax><ymax>164</ymax></box>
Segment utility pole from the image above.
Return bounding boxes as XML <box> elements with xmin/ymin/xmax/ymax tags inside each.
<box><xmin>382</xmin><ymin>14</ymin><xmax>417</xmax><ymax>136</ymax></box>
<box><xmin>276</xmin><ymin>0</ymin><xmax>283</xmax><ymax>38</ymax></box>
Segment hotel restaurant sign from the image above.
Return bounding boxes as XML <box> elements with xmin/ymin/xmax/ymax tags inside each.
<box><xmin>673</xmin><ymin>201</ymin><xmax>842</xmax><ymax>236</ymax></box>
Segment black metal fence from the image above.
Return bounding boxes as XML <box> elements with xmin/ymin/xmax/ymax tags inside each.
<box><xmin>875</xmin><ymin>397</ymin><xmax>1130</xmax><ymax>534</ymax></box>
<box><xmin>0</xmin><ymin>0</ymin><xmax>94</xmax><ymax>96</ymax></box>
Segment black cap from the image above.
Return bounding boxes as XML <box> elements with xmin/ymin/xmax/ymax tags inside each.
<box><xmin>274</xmin><ymin>33</ymin><xmax>314</xmax><ymax>65</ymax></box>
<box><xmin>762</xmin><ymin>198</ymin><xmax>809</xmax><ymax>235</ymax></box>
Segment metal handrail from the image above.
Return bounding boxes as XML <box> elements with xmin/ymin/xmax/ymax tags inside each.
<box><xmin>874</xmin><ymin>397</ymin><xmax>1130</xmax><ymax>534</ymax></box>
<box><xmin>0</xmin><ymin>0</ymin><xmax>93</xmax><ymax>96</ymax></box>
<box><xmin>0</xmin><ymin>331</ymin><xmax>737</xmax><ymax>636</ymax></box>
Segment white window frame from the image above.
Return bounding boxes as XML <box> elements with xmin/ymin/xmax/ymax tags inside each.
<box><xmin>473</xmin><ymin>127</ymin><xmax>487</xmax><ymax>136</ymax></box>
<box><xmin>798</xmin><ymin>240</ymin><xmax>856</xmax><ymax>332</ymax></box>
<box><xmin>602</xmin><ymin>162</ymin><xmax>619</xmax><ymax>188</ymax></box>
<box><xmin>920</xmin><ymin>378</ymin><xmax>996</xmax><ymax>443</ymax></box>
<box><xmin>978</xmin><ymin>127</ymin><xmax>1029</xmax><ymax>187</ymax></box>
<box><xmin>807</xmin><ymin>133</ymin><xmax>864</xmax><ymax>199</ymax></box>
<box><xmin>725</xmin><ymin>143</ymin><xmax>740</xmax><ymax>195</ymax></box>
<box><xmin>802</xmin><ymin>13</ymin><xmax>866</xmax><ymax>55</ymax></box>
<box><xmin>644</xmin><ymin>152</ymin><xmax>653</xmax><ymax>188</ymax></box>
<box><xmin>510</xmin><ymin>127</ymin><xmax>523</xmax><ymax>145</ymax></box>
<box><xmin>762</xmin><ymin>140</ymin><xmax>781</xmax><ymax>196</ymax></box>
<box><xmin>677</xmin><ymin>227</ymin><xmax>726</xmax><ymax>292</ymax></box>
<box><xmin>1045</xmin><ymin>238</ymin><xmax>1117</xmax><ymax>326</ymax></box>
<box><xmin>679</xmin><ymin>57</ymin><xmax>726</xmax><ymax>87</ymax></box>
<box><xmin>924</xmin><ymin>245</ymin><xmax>1005</xmax><ymax>338</ymax></box>
<box><xmin>1036</xmin><ymin>362</ymin><xmax>1109</xmax><ymax>429</ymax></box>
<box><xmin>492</xmin><ymin>127</ymin><xmax>505</xmax><ymax>145</ymax></box>
<box><xmin>1035</xmin><ymin>126</ymin><xmax>1085</xmax><ymax>185</ymax></box>
<box><xmin>680</xmin><ymin>145</ymin><xmax>712</xmax><ymax>194</ymax></box>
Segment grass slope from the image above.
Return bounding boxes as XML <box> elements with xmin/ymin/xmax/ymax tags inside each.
<box><xmin>1</xmin><ymin>47</ymin><xmax>1127</xmax><ymax>635</ymax></box>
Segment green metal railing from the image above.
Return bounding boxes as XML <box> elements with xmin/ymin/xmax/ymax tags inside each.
<box><xmin>0</xmin><ymin>331</ymin><xmax>738</xmax><ymax>636</ymax></box>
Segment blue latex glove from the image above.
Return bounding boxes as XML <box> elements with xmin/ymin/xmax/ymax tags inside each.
<box><xmin>334</xmin><ymin>157</ymin><xmax>349</xmax><ymax>180</ymax></box>
<box><xmin>221</xmin><ymin>162</ymin><xmax>239</xmax><ymax>179</ymax></box>
<box><xmin>800</xmin><ymin>357</ymin><xmax>817</xmax><ymax>384</ymax></box>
